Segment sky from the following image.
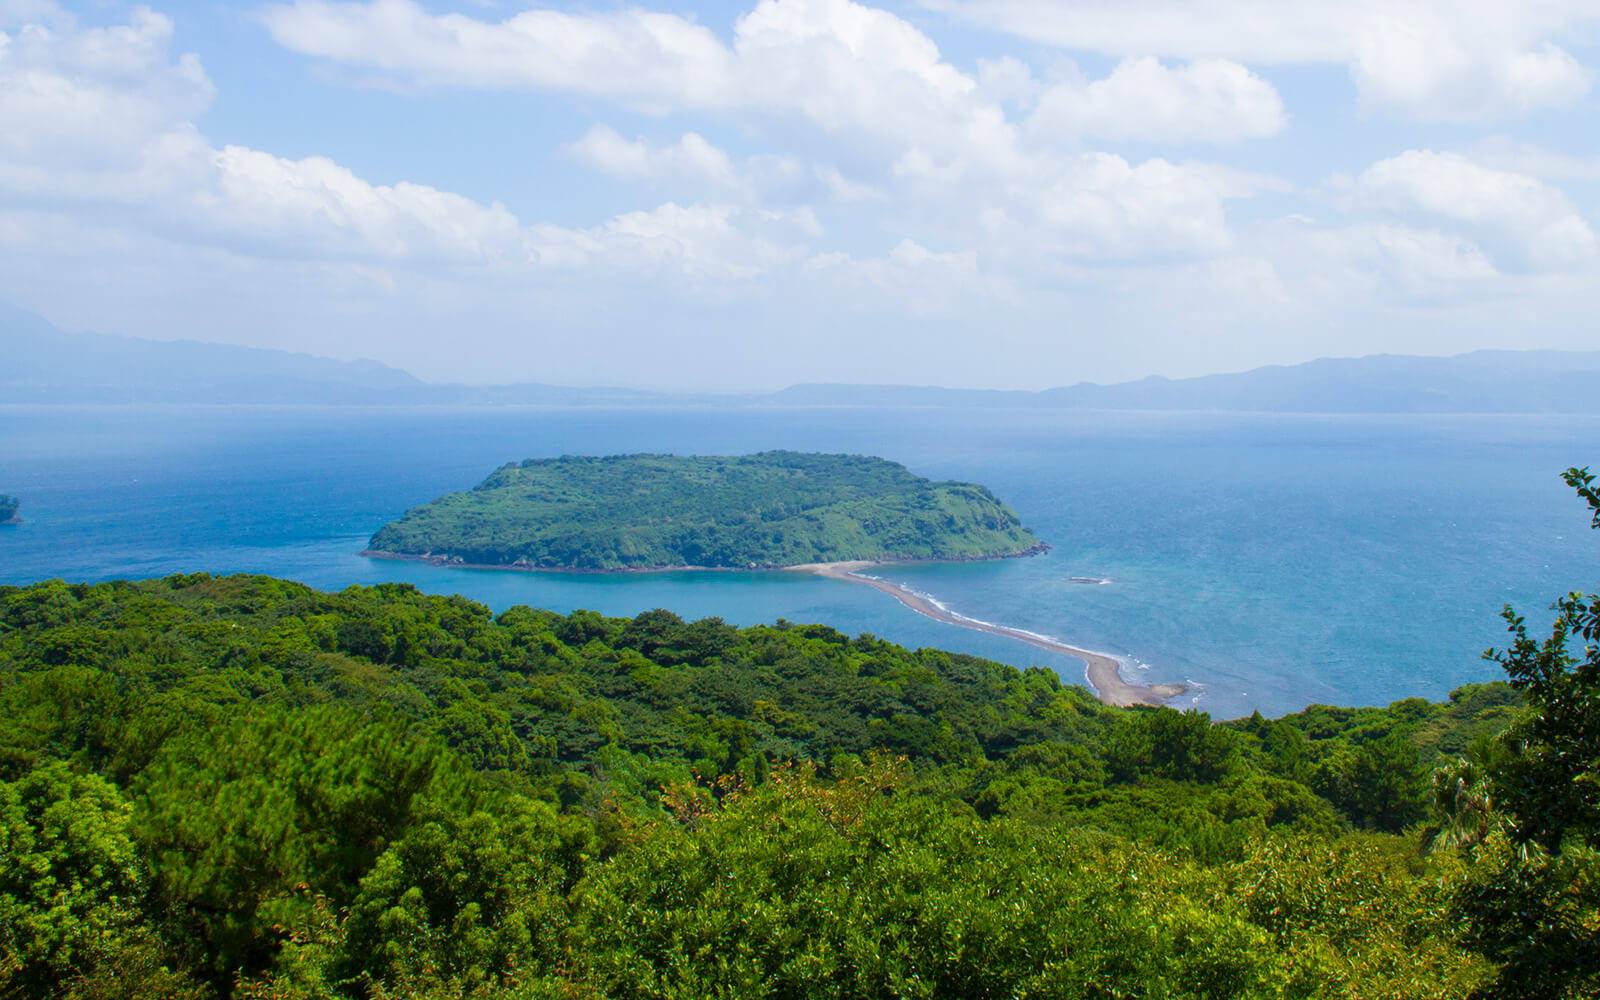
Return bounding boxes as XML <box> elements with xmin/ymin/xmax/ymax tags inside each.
<box><xmin>2</xmin><ymin>0</ymin><xmax>1599</xmax><ymax>390</ymax></box>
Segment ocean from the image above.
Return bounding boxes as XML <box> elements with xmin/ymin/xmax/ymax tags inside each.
<box><xmin>3</xmin><ymin>403</ymin><xmax>1596</xmax><ymax>719</ymax></box>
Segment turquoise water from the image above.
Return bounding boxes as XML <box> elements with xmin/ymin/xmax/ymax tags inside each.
<box><xmin>2</xmin><ymin>404</ymin><xmax>1597</xmax><ymax>718</ymax></box>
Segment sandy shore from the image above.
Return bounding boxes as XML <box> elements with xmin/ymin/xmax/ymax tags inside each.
<box><xmin>795</xmin><ymin>561</ymin><xmax>1185</xmax><ymax>708</ymax></box>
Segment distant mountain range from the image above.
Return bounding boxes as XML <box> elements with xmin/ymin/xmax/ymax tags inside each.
<box><xmin>4</xmin><ymin>302</ymin><xmax>1598</xmax><ymax>412</ymax></box>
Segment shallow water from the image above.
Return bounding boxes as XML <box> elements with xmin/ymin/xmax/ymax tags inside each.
<box><xmin>3</xmin><ymin>404</ymin><xmax>1596</xmax><ymax>718</ymax></box>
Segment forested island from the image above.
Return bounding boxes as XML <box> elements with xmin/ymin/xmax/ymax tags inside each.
<box><xmin>0</xmin><ymin>495</ymin><xmax>17</xmax><ymax>523</ymax></box>
<box><xmin>366</xmin><ymin>451</ymin><xmax>1043</xmax><ymax>570</ymax></box>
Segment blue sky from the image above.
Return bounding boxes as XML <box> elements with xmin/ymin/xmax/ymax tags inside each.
<box><xmin>2</xmin><ymin>0</ymin><xmax>1599</xmax><ymax>389</ymax></box>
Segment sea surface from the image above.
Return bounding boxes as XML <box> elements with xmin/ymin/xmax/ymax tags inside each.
<box><xmin>3</xmin><ymin>404</ymin><xmax>1597</xmax><ymax>719</ymax></box>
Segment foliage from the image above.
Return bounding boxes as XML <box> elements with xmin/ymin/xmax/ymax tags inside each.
<box><xmin>0</xmin><ymin>764</ymin><xmax>157</xmax><ymax>995</ymax></box>
<box><xmin>0</xmin><ymin>571</ymin><xmax>1510</xmax><ymax>997</ymax></box>
<box><xmin>1451</xmin><ymin>467</ymin><xmax>1600</xmax><ymax>999</ymax></box>
<box><xmin>366</xmin><ymin>451</ymin><xmax>1042</xmax><ymax>569</ymax></box>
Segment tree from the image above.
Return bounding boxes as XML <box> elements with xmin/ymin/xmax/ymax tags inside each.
<box><xmin>1455</xmin><ymin>468</ymin><xmax>1600</xmax><ymax>999</ymax></box>
<box><xmin>0</xmin><ymin>763</ymin><xmax>204</xmax><ymax>998</ymax></box>
<box><xmin>1312</xmin><ymin>732</ymin><xmax>1426</xmax><ymax>832</ymax></box>
<box><xmin>1110</xmin><ymin>708</ymin><xmax>1240</xmax><ymax>784</ymax></box>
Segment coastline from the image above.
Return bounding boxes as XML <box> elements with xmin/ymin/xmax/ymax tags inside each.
<box><xmin>359</xmin><ymin>546</ymin><xmax>1177</xmax><ymax>708</ymax></box>
<box><xmin>795</xmin><ymin>561</ymin><xmax>1184</xmax><ymax>709</ymax></box>
<box><xmin>358</xmin><ymin>543</ymin><xmax>1049</xmax><ymax>575</ymax></box>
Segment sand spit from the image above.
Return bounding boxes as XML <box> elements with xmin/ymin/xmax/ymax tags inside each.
<box><xmin>796</xmin><ymin>561</ymin><xmax>1184</xmax><ymax>709</ymax></box>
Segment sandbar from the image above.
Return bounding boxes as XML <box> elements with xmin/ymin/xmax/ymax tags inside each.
<box><xmin>795</xmin><ymin>561</ymin><xmax>1184</xmax><ymax>708</ymax></box>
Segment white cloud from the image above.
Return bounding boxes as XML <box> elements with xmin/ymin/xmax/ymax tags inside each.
<box><xmin>1353</xmin><ymin>150</ymin><xmax>1597</xmax><ymax>272</ymax></box>
<box><xmin>12</xmin><ymin>0</ymin><xmax>1597</xmax><ymax>391</ymax></box>
<box><xmin>563</xmin><ymin>126</ymin><xmax>738</xmax><ymax>188</ymax></box>
<box><xmin>1348</xmin><ymin>14</ymin><xmax>1590</xmax><ymax>119</ymax></box>
<box><xmin>198</xmin><ymin>146</ymin><xmax>529</xmax><ymax>264</ymax></box>
<box><xmin>561</xmin><ymin>125</ymin><xmax>873</xmax><ymax>210</ymax></box>
<box><xmin>1363</xmin><ymin>224</ymin><xmax>1500</xmax><ymax>289</ymax></box>
<box><xmin>1029</xmin><ymin>57</ymin><xmax>1286</xmax><ymax>144</ymax></box>
<box><xmin>260</xmin><ymin>0</ymin><xmax>990</xmax><ymax>148</ymax></box>
<box><xmin>1462</xmin><ymin>136</ymin><xmax>1600</xmax><ymax>184</ymax></box>
<box><xmin>805</xmin><ymin>238</ymin><xmax>996</xmax><ymax>315</ymax></box>
<box><xmin>528</xmin><ymin>202</ymin><xmax>818</xmax><ymax>281</ymax></box>
<box><xmin>257</xmin><ymin>0</ymin><xmax>1278</xmax><ymax>265</ymax></box>
<box><xmin>1025</xmin><ymin>153</ymin><xmax>1234</xmax><ymax>258</ymax></box>
<box><xmin>0</xmin><ymin>6</ymin><xmax>212</xmax><ymax>172</ymax></box>
<box><xmin>260</xmin><ymin>0</ymin><xmax>1295</xmax><ymax>163</ymax></box>
<box><xmin>259</xmin><ymin>0</ymin><xmax>736</xmax><ymax>108</ymax></box>
<box><xmin>0</xmin><ymin>5</ymin><xmax>835</xmax><ymax>283</ymax></box>
<box><xmin>928</xmin><ymin>0</ymin><xmax>1597</xmax><ymax>121</ymax></box>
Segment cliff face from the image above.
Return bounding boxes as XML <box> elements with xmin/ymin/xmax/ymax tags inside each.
<box><xmin>0</xmin><ymin>496</ymin><xmax>18</xmax><ymax>523</ymax></box>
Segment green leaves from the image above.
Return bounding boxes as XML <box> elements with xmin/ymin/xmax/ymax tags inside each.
<box><xmin>132</xmin><ymin>704</ymin><xmax>443</xmax><ymax>976</ymax></box>
<box><xmin>1453</xmin><ymin>467</ymin><xmax>1600</xmax><ymax>999</ymax></box>
<box><xmin>0</xmin><ymin>570</ymin><xmax>1514</xmax><ymax>997</ymax></box>
<box><xmin>0</xmin><ymin>764</ymin><xmax>159</xmax><ymax>994</ymax></box>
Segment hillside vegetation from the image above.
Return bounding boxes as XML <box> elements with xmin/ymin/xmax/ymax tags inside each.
<box><xmin>366</xmin><ymin>451</ymin><xmax>1042</xmax><ymax>569</ymax></box>
<box><xmin>0</xmin><ymin>570</ymin><xmax>1547</xmax><ymax>999</ymax></box>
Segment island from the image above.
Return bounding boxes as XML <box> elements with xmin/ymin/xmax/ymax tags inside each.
<box><xmin>366</xmin><ymin>451</ymin><xmax>1184</xmax><ymax>708</ymax></box>
<box><xmin>0</xmin><ymin>495</ymin><xmax>18</xmax><ymax>524</ymax></box>
<box><xmin>366</xmin><ymin>451</ymin><xmax>1045</xmax><ymax>570</ymax></box>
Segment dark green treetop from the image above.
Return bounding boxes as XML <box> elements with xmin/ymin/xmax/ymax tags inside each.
<box><xmin>367</xmin><ymin>451</ymin><xmax>1043</xmax><ymax>570</ymax></box>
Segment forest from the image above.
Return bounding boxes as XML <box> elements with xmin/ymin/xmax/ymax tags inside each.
<box><xmin>365</xmin><ymin>451</ymin><xmax>1041</xmax><ymax>569</ymax></box>
<box><xmin>1</xmin><ymin>473</ymin><xmax>1597</xmax><ymax>999</ymax></box>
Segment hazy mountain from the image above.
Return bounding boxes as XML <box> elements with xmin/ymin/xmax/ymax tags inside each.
<box><xmin>0</xmin><ymin>304</ymin><xmax>704</xmax><ymax>406</ymax></box>
<box><xmin>5</xmin><ymin>302</ymin><xmax>1597</xmax><ymax>411</ymax></box>
<box><xmin>1038</xmin><ymin>351</ymin><xmax>1600</xmax><ymax>413</ymax></box>
<box><xmin>0</xmin><ymin>302</ymin><xmax>423</xmax><ymax>404</ymax></box>
<box><xmin>763</xmin><ymin>384</ymin><xmax>1039</xmax><ymax>407</ymax></box>
<box><xmin>774</xmin><ymin>352</ymin><xmax>1600</xmax><ymax>413</ymax></box>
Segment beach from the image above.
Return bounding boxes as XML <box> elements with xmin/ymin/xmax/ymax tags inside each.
<box><xmin>797</xmin><ymin>561</ymin><xmax>1184</xmax><ymax>708</ymax></box>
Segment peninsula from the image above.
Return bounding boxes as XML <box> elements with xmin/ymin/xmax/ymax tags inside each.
<box><xmin>365</xmin><ymin>451</ymin><xmax>1044</xmax><ymax>571</ymax></box>
<box><xmin>0</xmin><ymin>495</ymin><xmax>17</xmax><ymax>524</ymax></box>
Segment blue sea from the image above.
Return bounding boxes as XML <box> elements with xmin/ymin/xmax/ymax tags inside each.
<box><xmin>3</xmin><ymin>404</ymin><xmax>1597</xmax><ymax>719</ymax></box>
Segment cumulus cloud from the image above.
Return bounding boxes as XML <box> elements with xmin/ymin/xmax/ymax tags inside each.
<box><xmin>806</xmin><ymin>238</ymin><xmax>993</xmax><ymax>315</ymax></box>
<box><xmin>1462</xmin><ymin>137</ymin><xmax>1600</xmax><ymax>184</ymax></box>
<box><xmin>0</xmin><ymin>6</ymin><xmax>212</xmax><ymax>173</ymax></box>
<box><xmin>1352</xmin><ymin>150</ymin><xmax>1597</xmax><ymax>272</ymax></box>
<box><xmin>928</xmin><ymin>0</ymin><xmax>1597</xmax><ymax>121</ymax></box>
<box><xmin>258</xmin><ymin>0</ymin><xmax>1277</xmax><ymax>264</ymax></box>
<box><xmin>528</xmin><ymin>202</ymin><xmax>819</xmax><ymax>281</ymax></box>
<box><xmin>1020</xmin><ymin>153</ymin><xmax>1235</xmax><ymax>258</ymax></box>
<box><xmin>260</xmin><ymin>0</ymin><xmax>992</xmax><ymax>150</ymax></box>
<box><xmin>0</xmin><ymin>4</ymin><xmax>832</xmax><ymax>282</ymax></box>
<box><xmin>1028</xmin><ymin>57</ymin><xmax>1286</xmax><ymax>144</ymax></box>
<box><xmin>261</xmin><ymin>0</ymin><xmax>1292</xmax><ymax>160</ymax></box>
<box><xmin>563</xmin><ymin>126</ymin><xmax>738</xmax><ymax>187</ymax></box>
<box><xmin>198</xmin><ymin>146</ymin><xmax>529</xmax><ymax>264</ymax></box>
<box><xmin>13</xmin><ymin>0</ymin><xmax>1596</xmax><ymax>389</ymax></box>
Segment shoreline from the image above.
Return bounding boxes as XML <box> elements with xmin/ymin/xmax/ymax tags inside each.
<box><xmin>359</xmin><ymin>544</ymin><xmax>1049</xmax><ymax>575</ymax></box>
<box><xmin>361</xmin><ymin>547</ymin><xmax>1179</xmax><ymax>708</ymax></box>
<box><xmin>795</xmin><ymin>561</ymin><xmax>1185</xmax><ymax>709</ymax></box>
